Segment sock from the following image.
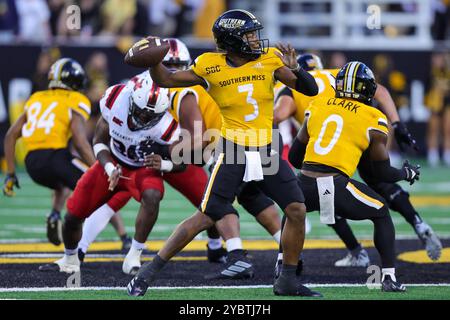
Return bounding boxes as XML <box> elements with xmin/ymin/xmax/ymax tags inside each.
<box><xmin>131</xmin><ymin>239</ymin><xmax>146</xmax><ymax>251</ymax></box>
<box><xmin>444</xmin><ymin>150</ymin><xmax>450</xmax><ymax>166</ymax></box>
<box><xmin>51</xmin><ymin>209</ymin><xmax>61</xmax><ymax>218</ymax></box>
<box><xmin>272</xmin><ymin>230</ymin><xmax>281</xmax><ymax>244</ymax></box>
<box><xmin>225</xmin><ymin>237</ymin><xmax>243</xmax><ymax>252</ymax></box>
<box><xmin>428</xmin><ymin>149</ymin><xmax>439</xmax><ymax>166</ymax></box>
<box><xmin>120</xmin><ymin>234</ymin><xmax>129</xmax><ymax>241</ymax></box>
<box><xmin>350</xmin><ymin>244</ymin><xmax>363</xmax><ymax>257</ymax></box>
<box><xmin>77</xmin><ymin>204</ymin><xmax>115</xmax><ymax>254</ymax></box>
<box><xmin>280</xmin><ymin>264</ymin><xmax>297</xmax><ymax>277</ymax></box>
<box><xmin>382</xmin><ymin>268</ymin><xmax>396</xmax><ymax>282</ymax></box>
<box><xmin>65</xmin><ymin>248</ymin><xmax>78</xmax><ymax>256</ymax></box>
<box><xmin>137</xmin><ymin>254</ymin><xmax>167</xmax><ymax>282</ymax></box>
<box><xmin>207</xmin><ymin>237</ymin><xmax>222</xmax><ymax>250</ymax></box>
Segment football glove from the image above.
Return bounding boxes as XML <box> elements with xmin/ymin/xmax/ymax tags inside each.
<box><xmin>402</xmin><ymin>160</ymin><xmax>420</xmax><ymax>185</ymax></box>
<box><xmin>3</xmin><ymin>173</ymin><xmax>20</xmax><ymax>197</ymax></box>
<box><xmin>392</xmin><ymin>121</ymin><xmax>418</xmax><ymax>152</ymax></box>
<box><xmin>137</xmin><ymin>140</ymin><xmax>170</xmax><ymax>159</ymax></box>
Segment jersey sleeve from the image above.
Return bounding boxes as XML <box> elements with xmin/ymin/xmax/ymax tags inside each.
<box><xmin>265</xmin><ymin>47</ymin><xmax>285</xmax><ymax>71</ymax></box>
<box><xmin>190</xmin><ymin>53</ymin><xmax>210</xmax><ymax>85</ymax></box>
<box><xmin>99</xmin><ymin>84</ymin><xmax>124</xmax><ymax>122</ymax></box>
<box><xmin>70</xmin><ymin>92</ymin><xmax>91</xmax><ymax>121</ymax></box>
<box><xmin>369</xmin><ymin>110</ymin><xmax>389</xmax><ymax>136</ymax></box>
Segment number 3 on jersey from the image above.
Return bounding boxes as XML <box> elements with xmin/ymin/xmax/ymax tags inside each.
<box><xmin>22</xmin><ymin>102</ymin><xmax>57</xmax><ymax>137</ymax></box>
<box><xmin>314</xmin><ymin>114</ymin><xmax>343</xmax><ymax>155</ymax></box>
<box><xmin>238</xmin><ymin>84</ymin><xmax>259</xmax><ymax>122</ymax></box>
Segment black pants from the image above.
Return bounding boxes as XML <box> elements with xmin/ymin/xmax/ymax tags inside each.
<box><xmin>299</xmin><ymin>173</ymin><xmax>396</xmax><ymax>268</ymax></box>
<box><xmin>25</xmin><ymin>148</ymin><xmax>86</xmax><ymax>190</ymax></box>
<box><xmin>200</xmin><ymin>138</ymin><xmax>304</xmax><ymax>221</ymax></box>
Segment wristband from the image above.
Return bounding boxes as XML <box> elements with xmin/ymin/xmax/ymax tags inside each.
<box><xmin>160</xmin><ymin>160</ymin><xmax>174</xmax><ymax>172</ymax></box>
<box><xmin>290</xmin><ymin>63</ymin><xmax>301</xmax><ymax>72</ymax></box>
<box><xmin>93</xmin><ymin>143</ymin><xmax>110</xmax><ymax>158</ymax></box>
<box><xmin>104</xmin><ymin>162</ymin><xmax>115</xmax><ymax>177</ymax></box>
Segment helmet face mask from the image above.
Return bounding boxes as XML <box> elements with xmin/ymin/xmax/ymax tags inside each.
<box><xmin>48</xmin><ymin>58</ymin><xmax>87</xmax><ymax>91</ymax></box>
<box><xmin>212</xmin><ymin>10</ymin><xmax>269</xmax><ymax>60</ymax></box>
<box><xmin>335</xmin><ymin>61</ymin><xmax>377</xmax><ymax>104</ymax></box>
<box><xmin>128</xmin><ymin>75</ymin><xmax>170</xmax><ymax>131</ymax></box>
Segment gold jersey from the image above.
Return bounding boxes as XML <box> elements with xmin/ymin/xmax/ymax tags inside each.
<box><xmin>191</xmin><ymin>47</ymin><xmax>284</xmax><ymax>146</ymax></box>
<box><xmin>21</xmin><ymin>89</ymin><xmax>91</xmax><ymax>152</ymax></box>
<box><xmin>291</xmin><ymin>69</ymin><xmax>339</xmax><ymax>125</ymax></box>
<box><xmin>304</xmin><ymin>97</ymin><xmax>389</xmax><ymax>177</ymax></box>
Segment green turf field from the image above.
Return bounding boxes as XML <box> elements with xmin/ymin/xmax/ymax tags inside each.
<box><xmin>1</xmin><ymin>286</ymin><xmax>449</xmax><ymax>300</ymax></box>
<box><xmin>1</xmin><ymin>161</ymin><xmax>449</xmax><ymax>242</ymax></box>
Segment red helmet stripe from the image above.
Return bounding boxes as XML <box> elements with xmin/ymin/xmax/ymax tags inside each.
<box><xmin>168</xmin><ymin>39</ymin><xmax>179</xmax><ymax>59</ymax></box>
<box><xmin>147</xmin><ymin>82</ymin><xmax>160</xmax><ymax>106</ymax></box>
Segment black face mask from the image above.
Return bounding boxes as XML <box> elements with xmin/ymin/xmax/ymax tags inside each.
<box><xmin>128</xmin><ymin>98</ymin><xmax>164</xmax><ymax>131</ymax></box>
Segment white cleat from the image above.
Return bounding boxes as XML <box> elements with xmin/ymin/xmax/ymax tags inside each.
<box><xmin>122</xmin><ymin>247</ymin><xmax>143</xmax><ymax>275</ymax></box>
<box><xmin>334</xmin><ymin>249</ymin><xmax>370</xmax><ymax>267</ymax></box>
<box><xmin>415</xmin><ymin>222</ymin><xmax>442</xmax><ymax>261</ymax></box>
<box><xmin>39</xmin><ymin>254</ymin><xmax>80</xmax><ymax>273</ymax></box>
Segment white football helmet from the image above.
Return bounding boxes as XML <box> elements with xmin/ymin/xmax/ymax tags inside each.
<box><xmin>162</xmin><ymin>38</ymin><xmax>191</xmax><ymax>70</ymax></box>
<box><xmin>129</xmin><ymin>73</ymin><xmax>169</xmax><ymax>130</ymax></box>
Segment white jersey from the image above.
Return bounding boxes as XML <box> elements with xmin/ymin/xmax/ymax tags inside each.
<box><xmin>100</xmin><ymin>84</ymin><xmax>179</xmax><ymax>167</ymax></box>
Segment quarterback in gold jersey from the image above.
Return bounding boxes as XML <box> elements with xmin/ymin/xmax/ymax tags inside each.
<box><xmin>3</xmin><ymin>58</ymin><xmax>96</xmax><ymax>245</ymax></box>
<box><xmin>128</xmin><ymin>10</ymin><xmax>321</xmax><ymax>297</ymax></box>
<box><xmin>288</xmin><ymin>61</ymin><xmax>421</xmax><ymax>292</ymax></box>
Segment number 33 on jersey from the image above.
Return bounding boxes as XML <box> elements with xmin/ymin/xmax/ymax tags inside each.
<box><xmin>191</xmin><ymin>47</ymin><xmax>284</xmax><ymax>147</ymax></box>
<box><xmin>21</xmin><ymin>89</ymin><xmax>91</xmax><ymax>152</ymax></box>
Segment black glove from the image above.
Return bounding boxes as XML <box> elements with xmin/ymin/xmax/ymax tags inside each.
<box><xmin>137</xmin><ymin>140</ymin><xmax>170</xmax><ymax>159</ymax></box>
<box><xmin>3</xmin><ymin>173</ymin><xmax>20</xmax><ymax>197</ymax></box>
<box><xmin>392</xmin><ymin>121</ymin><xmax>418</xmax><ymax>152</ymax></box>
<box><xmin>402</xmin><ymin>160</ymin><xmax>420</xmax><ymax>185</ymax></box>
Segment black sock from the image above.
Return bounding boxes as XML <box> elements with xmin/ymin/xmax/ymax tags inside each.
<box><xmin>390</xmin><ymin>192</ymin><xmax>422</xmax><ymax>227</ymax></box>
<box><xmin>51</xmin><ymin>209</ymin><xmax>61</xmax><ymax>218</ymax></box>
<box><xmin>280</xmin><ymin>264</ymin><xmax>297</xmax><ymax>277</ymax></box>
<box><xmin>372</xmin><ymin>215</ymin><xmax>396</xmax><ymax>268</ymax></box>
<box><xmin>120</xmin><ymin>234</ymin><xmax>129</xmax><ymax>241</ymax></box>
<box><xmin>137</xmin><ymin>254</ymin><xmax>167</xmax><ymax>282</ymax></box>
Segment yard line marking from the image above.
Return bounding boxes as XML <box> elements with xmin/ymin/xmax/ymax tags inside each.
<box><xmin>1</xmin><ymin>284</ymin><xmax>450</xmax><ymax>292</ymax></box>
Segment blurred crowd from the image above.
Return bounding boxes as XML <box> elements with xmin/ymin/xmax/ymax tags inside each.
<box><xmin>0</xmin><ymin>0</ymin><xmax>229</xmax><ymax>43</ymax></box>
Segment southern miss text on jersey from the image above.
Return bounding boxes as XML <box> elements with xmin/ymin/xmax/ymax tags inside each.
<box><xmin>100</xmin><ymin>84</ymin><xmax>179</xmax><ymax>167</ymax></box>
<box><xmin>191</xmin><ymin>47</ymin><xmax>284</xmax><ymax>147</ymax></box>
<box><xmin>304</xmin><ymin>97</ymin><xmax>389</xmax><ymax>177</ymax></box>
<box><xmin>21</xmin><ymin>89</ymin><xmax>91</xmax><ymax>152</ymax></box>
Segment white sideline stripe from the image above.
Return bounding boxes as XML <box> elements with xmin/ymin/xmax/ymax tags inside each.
<box><xmin>1</xmin><ymin>284</ymin><xmax>450</xmax><ymax>293</ymax></box>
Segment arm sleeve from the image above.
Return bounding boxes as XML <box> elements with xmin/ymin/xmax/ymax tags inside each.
<box><xmin>288</xmin><ymin>137</ymin><xmax>307</xmax><ymax>169</ymax></box>
<box><xmin>293</xmin><ymin>68</ymin><xmax>319</xmax><ymax>96</ymax></box>
<box><xmin>371</xmin><ymin>159</ymin><xmax>406</xmax><ymax>183</ymax></box>
<box><xmin>71</xmin><ymin>93</ymin><xmax>91</xmax><ymax>121</ymax></box>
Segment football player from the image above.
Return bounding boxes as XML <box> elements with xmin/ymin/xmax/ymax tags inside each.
<box><xmin>3</xmin><ymin>58</ymin><xmax>95</xmax><ymax>246</ymax></box>
<box><xmin>288</xmin><ymin>61</ymin><xmax>422</xmax><ymax>292</ymax></box>
<box><xmin>274</xmin><ymin>54</ymin><xmax>442</xmax><ymax>269</ymax></box>
<box><xmin>77</xmin><ymin>39</ymin><xmax>284</xmax><ymax>271</ymax></box>
<box><xmin>128</xmin><ymin>9</ymin><xmax>322</xmax><ymax>297</ymax></box>
<box><xmin>39</xmin><ymin>75</ymin><xmax>185</xmax><ymax>274</ymax></box>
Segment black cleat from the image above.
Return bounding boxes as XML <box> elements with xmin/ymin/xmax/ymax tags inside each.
<box><xmin>127</xmin><ymin>276</ymin><xmax>149</xmax><ymax>297</ymax></box>
<box><xmin>205</xmin><ymin>249</ymin><xmax>254</xmax><ymax>280</ymax></box>
<box><xmin>46</xmin><ymin>211</ymin><xmax>62</xmax><ymax>246</ymax></box>
<box><xmin>381</xmin><ymin>278</ymin><xmax>406</xmax><ymax>292</ymax></box>
<box><xmin>274</xmin><ymin>259</ymin><xmax>303</xmax><ymax>279</ymax></box>
<box><xmin>207</xmin><ymin>245</ymin><xmax>227</xmax><ymax>264</ymax></box>
<box><xmin>273</xmin><ymin>274</ymin><xmax>322</xmax><ymax>297</ymax></box>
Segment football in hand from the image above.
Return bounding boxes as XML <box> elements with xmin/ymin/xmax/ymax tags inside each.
<box><xmin>124</xmin><ymin>36</ymin><xmax>170</xmax><ymax>68</ymax></box>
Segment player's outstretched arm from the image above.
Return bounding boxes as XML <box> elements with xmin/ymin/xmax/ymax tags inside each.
<box><xmin>288</xmin><ymin>118</ymin><xmax>310</xmax><ymax>169</ymax></box>
<box><xmin>374</xmin><ymin>84</ymin><xmax>418</xmax><ymax>152</ymax></box>
<box><xmin>70</xmin><ymin>111</ymin><xmax>96</xmax><ymax>166</ymax></box>
<box><xmin>274</xmin><ymin>43</ymin><xmax>318</xmax><ymax>96</ymax></box>
<box><xmin>368</xmin><ymin>130</ymin><xmax>420</xmax><ymax>185</ymax></box>
<box><xmin>149</xmin><ymin>63</ymin><xmax>207</xmax><ymax>89</ymax></box>
<box><xmin>3</xmin><ymin>113</ymin><xmax>26</xmax><ymax>196</ymax></box>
